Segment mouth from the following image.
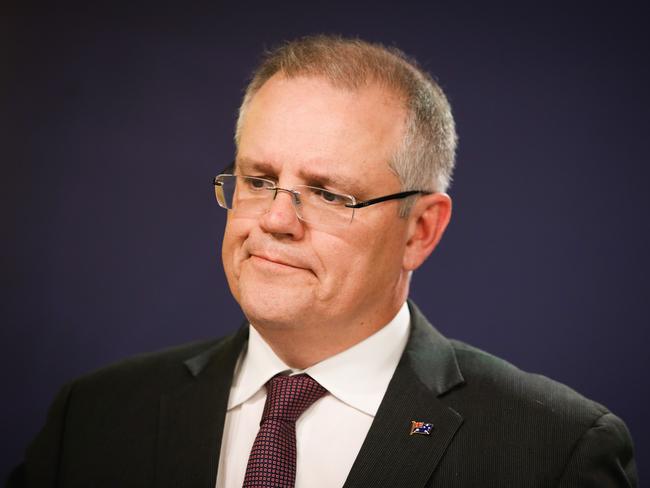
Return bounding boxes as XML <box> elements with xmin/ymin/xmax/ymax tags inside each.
<box><xmin>249</xmin><ymin>253</ymin><xmax>307</xmax><ymax>271</ymax></box>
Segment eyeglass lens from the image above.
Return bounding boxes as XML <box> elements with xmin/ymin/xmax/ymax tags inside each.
<box><xmin>215</xmin><ymin>175</ymin><xmax>355</xmax><ymax>226</ymax></box>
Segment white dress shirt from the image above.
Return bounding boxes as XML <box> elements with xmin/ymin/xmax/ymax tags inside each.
<box><xmin>215</xmin><ymin>302</ymin><xmax>411</xmax><ymax>488</ymax></box>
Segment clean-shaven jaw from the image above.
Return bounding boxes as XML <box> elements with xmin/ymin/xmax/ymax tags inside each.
<box><xmin>221</xmin><ymin>74</ymin><xmax>451</xmax><ymax>368</ymax></box>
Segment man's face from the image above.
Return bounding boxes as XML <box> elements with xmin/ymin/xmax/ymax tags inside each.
<box><xmin>222</xmin><ymin>74</ymin><xmax>411</xmax><ymax>334</ymax></box>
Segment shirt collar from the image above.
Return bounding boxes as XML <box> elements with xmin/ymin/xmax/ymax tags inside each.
<box><xmin>227</xmin><ymin>324</ymin><xmax>293</xmax><ymax>410</ymax></box>
<box><xmin>227</xmin><ymin>302</ymin><xmax>411</xmax><ymax>417</ymax></box>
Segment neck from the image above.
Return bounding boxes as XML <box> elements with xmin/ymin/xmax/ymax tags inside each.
<box><xmin>252</xmin><ymin>298</ymin><xmax>407</xmax><ymax>370</ymax></box>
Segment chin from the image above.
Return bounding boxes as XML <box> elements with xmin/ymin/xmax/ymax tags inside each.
<box><xmin>237</xmin><ymin>282</ymin><xmax>316</xmax><ymax>329</ymax></box>
<box><xmin>233</xmin><ymin>261</ymin><xmax>319</xmax><ymax>326</ymax></box>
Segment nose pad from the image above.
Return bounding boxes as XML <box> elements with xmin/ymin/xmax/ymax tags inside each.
<box><xmin>273</xmin><ymin>188</ymin><xmax>300</xmax><ymax>205</ymax></box>
<box><xmin>266</xmin><ymin>188</ymin><xmax>301</xmax><ymax>222</ymax></box>
<box><xmin>260</xmin><ymin>187</ymin><xmax>306</xmax><ymax>239</ymax></box>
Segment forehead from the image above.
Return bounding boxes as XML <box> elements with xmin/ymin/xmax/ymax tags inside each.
<box><xmin>237</xmin><ymin>75</ymin><xmax>407</xmax><ymax>191</ymax></box>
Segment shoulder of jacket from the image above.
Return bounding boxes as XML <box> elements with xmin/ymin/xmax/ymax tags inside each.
<box><xmin>69</xmin><ymin>331</ymin><xmax>238</xmax><ymax>392</ymax></box>
<box><xmin>447</xmin><ymin>338</ymin><xmax>609</xmax><ymax>425</ymax></box>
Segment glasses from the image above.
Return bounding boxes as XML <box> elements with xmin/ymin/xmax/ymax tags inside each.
<box><xmin>213</xmin><ymin>174</ymin><xmax>430</xmax><ymax>227</ymax></box>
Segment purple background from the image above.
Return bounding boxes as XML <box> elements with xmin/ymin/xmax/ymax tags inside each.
<box><xmin>3</xmin><ymin>2</ymin><xmax>649</xmax><ymax>481</ymax></box>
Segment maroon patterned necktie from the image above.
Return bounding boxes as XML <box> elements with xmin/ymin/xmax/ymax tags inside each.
<box><xmin>242</xmin><ymin>373</ymin><xmax>327</xmax><ymax>488</ymax></box>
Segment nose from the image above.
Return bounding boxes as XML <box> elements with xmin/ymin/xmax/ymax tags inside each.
<box><xmin>274</xmin><ymin>188</ymin><xmax>301</xmax><ymax>207</ymax></box>
<box><xmin>259</xmin><ymin>188</ymin><xmax>305</xmax><ymax>240</ymax></box>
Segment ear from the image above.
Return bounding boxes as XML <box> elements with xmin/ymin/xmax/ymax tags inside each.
<box><xmin>402</xmin><ymin>193</ymin><xmax>452</xmax><ymax>271</ymax></box>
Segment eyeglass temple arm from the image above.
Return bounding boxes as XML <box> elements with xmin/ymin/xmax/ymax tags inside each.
<box><xmin>346</xmin><ymin>190</ymin><xmax>430</xmax><ymax>208</ymax></box>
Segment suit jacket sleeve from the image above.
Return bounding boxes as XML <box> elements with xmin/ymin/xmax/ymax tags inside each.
<box><xmin>556</xmin><ymin>412</ymin><xmax>637</xmax><ymax>487</ymax></box>
<box><xmin>8</xmin><ymin>382</ymin><xmax>74</xmax><ymax>488</ymax></box>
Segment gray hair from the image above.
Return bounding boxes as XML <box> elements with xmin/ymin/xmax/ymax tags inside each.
<box><xmin>235</xmin><ymin>35</ymin><xmax>458</xmax><ymax>216</ymax></box>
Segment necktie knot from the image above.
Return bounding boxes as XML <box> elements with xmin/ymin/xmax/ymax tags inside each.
<box><xmin>262</xmin><ymin>373</ymin><xmax>327</xmax><ymax>423</ymax></box>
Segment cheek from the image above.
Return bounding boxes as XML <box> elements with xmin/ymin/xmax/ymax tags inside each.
<box><xmin>220</xmin><ymin>238</ymin><xmax>237</xmax><ymax>302</ymax></box>
<box><xmin>221</xmin><ymin>236</ymin><xmax>234</xmax><ymax>279</ymax></box>
<box><xmin>313</xmin><ymin>231</ymin><xmax>375</xmax><ymax>286</ymax></box>
<box><xmin>351</xmin><ymin>222</ymin><xmax>406</xmax><ymax>276</ymax></box>
<box><xmin>221</xmin><ymin>219</ymin><xmax>249</xmax><ymax>282</ymax></box>
<box><xmin>315</xmin><ymin>237</ymin><xmax>398</xmax><ymax>308</ymax></box>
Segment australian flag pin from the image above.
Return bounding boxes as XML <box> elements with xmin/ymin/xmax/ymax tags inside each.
<box><xmin>410</xmin><ymin>420</ymin><xmax>434</xmax><ymax>436</ymax></box>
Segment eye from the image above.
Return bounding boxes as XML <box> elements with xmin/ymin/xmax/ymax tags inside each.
<box><xmin>313</xmin><ymin>188</ymin><xmax>346</xmax><ymax>205</ymax></box>
<box><xmin>245</xmin><ymin>177</ymin><xmax>269</xmax><ymax>190</ymax></box>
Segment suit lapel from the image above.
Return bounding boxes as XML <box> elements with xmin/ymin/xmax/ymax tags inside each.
<box><xmin>155</xmin><ymin>325</ymin><xmax>249</xmax><ymax>488</ymax></box>
<box><xmin>153</xmin><ymin>302</ymin><xmax>462</xmax><ymax>487</ymax></box>
<box><xmin>343</xmin><ymin>301</ymin><xmax>465</xmax><ymax>488</ymax></box>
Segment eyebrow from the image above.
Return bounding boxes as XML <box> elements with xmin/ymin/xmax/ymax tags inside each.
<box><xmin>235</xmin><ymin>157</ymin><xmax>362</xmax><ymax>195</ymax></box>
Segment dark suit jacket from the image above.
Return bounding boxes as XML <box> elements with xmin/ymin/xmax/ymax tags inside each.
<box><xmin>9</xmin><ymin>301</ymin><xmax>637</xmax><ymax>487</ymax></box>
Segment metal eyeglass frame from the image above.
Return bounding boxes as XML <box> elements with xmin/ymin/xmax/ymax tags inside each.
<box><xmin>212</xmin><ymin>173</ymin><xmax>431</xmax><ymax>210</ymax></box>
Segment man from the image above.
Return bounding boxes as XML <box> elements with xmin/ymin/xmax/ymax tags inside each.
<box><xmin>11</xmin><ymin>35</ymin><xmax>636</xmax><ymax>487</ymax></box>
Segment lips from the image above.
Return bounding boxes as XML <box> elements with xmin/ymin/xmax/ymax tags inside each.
<box><xmin>250</xmin><ymin>252</ymin><xmax>305</xmax><ymax>269</ymax></box>
<box><xmin>244</xmin><ymin>236</ymin><xmax>314</xmax><ymax>273</ymax></box>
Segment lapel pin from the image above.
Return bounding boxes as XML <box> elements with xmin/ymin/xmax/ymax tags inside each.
<box><xmin>409</xmin><ymin>420</ymin><xmax>434</xmax><ymax>436</ymax></box>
